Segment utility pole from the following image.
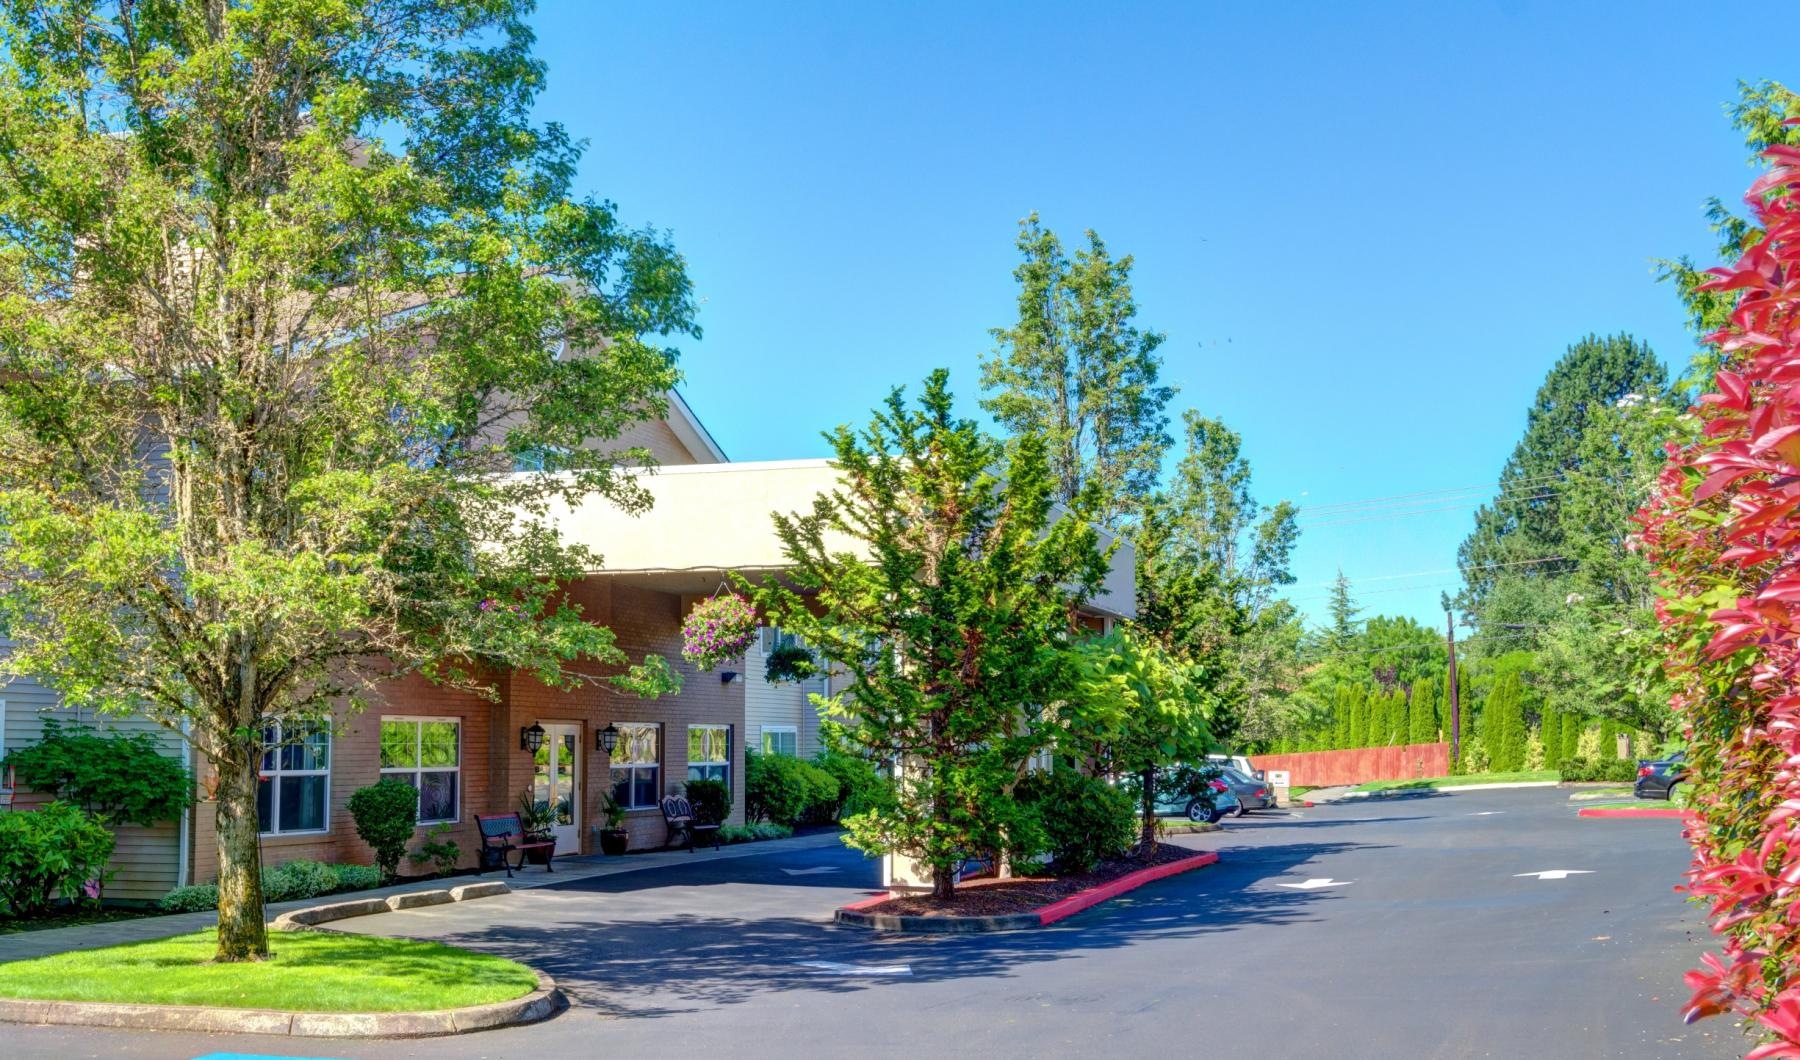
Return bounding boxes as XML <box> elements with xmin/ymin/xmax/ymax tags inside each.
<box><xmin>1445</xmin><ymin>609</ymin><xmax>1460</xmax><ymax>766</ymax></box>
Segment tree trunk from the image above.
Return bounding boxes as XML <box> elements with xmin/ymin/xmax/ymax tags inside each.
<box><xmin>214</xmin><ymin>740</ymin><xmax>269</xmax><ymax>961</ymax></box>
<box><xmin>1139</xmin><ymin>766</ymin><xmax>1157</xmax><ymax>859</ymax></box>
<box><xmin>932</xmin><ymin>864</ymin><xmax>956</xmax><ymax>901</ymax></box>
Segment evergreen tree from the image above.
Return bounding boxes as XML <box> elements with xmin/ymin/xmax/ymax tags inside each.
<box><xmin>1408</xmin><ymin>676</ymin><xmax>1440</xmax><ymax>745</ymax></box>
<box><xmin>1486</xmin><ymin>674</ymin><xmax>1528</xmax><ymax>772</ymax></box>
<box><xmin>1456</xmin><ymin>334</ymin><xmax>1670</xmax><ymax>636</ymax></box>
<box><xmin>1347</xmin><ymin>685</ymin><xmax>1369</xmax><ymax>748</ymax></box>
<box><xmin>1327</xmin><ymin>570</ymin><xmax>1362</xmax><ymax>652</ymax></box>
<box><xmin>1562</xmin><ymin>712</ymin><xmax>1583</xmax><ymax>765</ymax></box>
<box><xmin>759</xmin><ymin>370</ymin><xmax>1109</xmax><ymax>900</ymax></box>
<box><xmin>1541</xmin><ymin>706</ymin><xmax>1563</xmax><ymax>768</ymax></box>
<box><xmin>982</xmin><ymin>214</ymin><xmax>1174</xmax><ymax>529</ymax></box>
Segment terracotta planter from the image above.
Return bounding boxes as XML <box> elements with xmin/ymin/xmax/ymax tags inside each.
<box><xmin>524</xmin><ymin>838</ymin><xmax>556</xmax><ymax>865</ymax></box>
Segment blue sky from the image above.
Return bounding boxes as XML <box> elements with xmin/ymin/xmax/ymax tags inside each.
<box><xmin>528</xmin><ymin>1</ymin><xmax>1782</xmax><ymax>629</ymax></box>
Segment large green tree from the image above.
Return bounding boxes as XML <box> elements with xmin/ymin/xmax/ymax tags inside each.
<box><xmin>757</xmin><ymin>371</ymin><xmax>1108</xmax><ymax>900</ymax></box>
<box><xmin>981</xmin><ymin>213</ymin><xmax>1174</xmax><ymax>530</ymax></box>
<box><xmin>0</xmin><ymin>0</ymin><xmax>688</xmax><ymax>959</ymax></box>
<box><xmin>1457</xmin><ymin>333</ymin><xmax>1669</xmax><ymax>639</ymax></box>
<box><xmin>1134</xmin><ymin>413</ymin><xmax>1300</xmax><ymax>749</ymax></box>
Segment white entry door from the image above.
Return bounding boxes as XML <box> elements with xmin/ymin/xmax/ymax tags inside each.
<box><xmin>532</xmin><ymin>724</ymin><xmax>581</xmax><ymax>856</ymax></box>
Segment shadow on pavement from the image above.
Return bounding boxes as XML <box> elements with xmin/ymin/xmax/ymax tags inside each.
<box><xmin>411</xmin><ymin>838</ymin><xmax>1375</xmax><ymax>1019</ymax></box>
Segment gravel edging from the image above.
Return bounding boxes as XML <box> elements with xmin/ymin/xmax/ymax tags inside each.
<box><xmin>835</xmin><ymin>851</ymin><xmax>1220</xmax><ymax>933</ymax></box>
<box><xmin>0</xmin><ymin>968</ymin><xmax>563</xmax><ymax>1038</ymax></box>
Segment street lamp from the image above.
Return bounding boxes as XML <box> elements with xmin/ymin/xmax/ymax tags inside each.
<box><xmin>596</xmin><ymin>723</ymin><xmax>620</xmax><ymax>755</ymax></box>
<box><xmin>520</xmin><ymin>722</ymin><xmax>546</xmax><ymax>753</ymax></box>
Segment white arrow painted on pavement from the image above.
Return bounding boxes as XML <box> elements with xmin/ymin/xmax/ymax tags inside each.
<box><xmin>781</xmin><ymin>867</ymin><xmax>842</xmax><ymax>876</ymax></box>
<box><xmin>1276</xmin><ymin>877</ymin><xmax>1354</xmax><ymax>890</ymax></box>
<box><xmin>1468</xmin><ymin>811</ymin><xmax>1506</xmax><ymax>816</ymax></box>
<box><xmin>1513</xmin><ymin>869</ymin><xmax>1594</xmax><ymax>880</ymax></box>
<box><xmin>798</xmin><ymin>960</ymin><xmax>911</xmax><ymax>976</ymax></box>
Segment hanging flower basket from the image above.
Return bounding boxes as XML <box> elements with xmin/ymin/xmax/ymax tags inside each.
<box><xmin>682</xmin><ymin>593</ymin><xmax>757</xmax><ymax>671</ymax></box>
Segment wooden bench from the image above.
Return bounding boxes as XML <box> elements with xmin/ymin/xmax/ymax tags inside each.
<box><xmin>474</xmin><ymin>812</ymin><xmax>556</xmax><ymax>877</ymax></box>
<box><xmin>660</xmin><ymin>796</ymin><xmax>722</xmax><ymax>852</ymax></box>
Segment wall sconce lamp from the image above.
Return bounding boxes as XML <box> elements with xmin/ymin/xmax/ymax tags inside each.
<box><xmin>720</xmin><ymin>670</ymin><xmax>738</xmax><ymax>684</ymax></box>
<box><xmin>596</xmin><ymin>722</ymin><xmax>620</xmax><ymax>755</ymax></box>
<box><xmin>520</xmin><ymin>722</ymin><xmax>546</xmax><ymax>754</ymax></box>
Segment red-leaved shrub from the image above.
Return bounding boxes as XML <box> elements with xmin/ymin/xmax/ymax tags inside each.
<box><xmin>1636</xmin><ymin>121</ymin><xmax>1800</xmax><ymax>1058</ymax></box>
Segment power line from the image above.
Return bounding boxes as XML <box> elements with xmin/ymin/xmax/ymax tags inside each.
<box><xmin>1285</xmin><ymin>555</ymin><xmax>1571</xmax><ymax>592</ymax></box>
<box><xmin>1299</xmin><ymin>493</ymin><xmax>1559</xmax><ymax>530</ymax></box>
<box><xmin>1294</xmin><ymin>475</ymin><xmax>1567</xmax><ymax>518</ymax></box>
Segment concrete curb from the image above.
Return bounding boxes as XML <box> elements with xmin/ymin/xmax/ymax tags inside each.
<box><xmin>1321</xmin><ymin>781</ymin><xmax>1561</xmax><ymax>802</ymax></box>
<box><xmin>0</xmin><ymin>968</ymin><xmax>564</xmax><ymax>1038</ymax></box>
<box><xmin>273</xmin><ymin>881</ymin><xmax>508</xmax><ymax>932</ymax></box>
<box><xmin>834</xmin><ymin>851</ymin><xmax>1220</xmax><ymax>933</ymax></box>
<box><xmin>1578</xmin><ymin>806</ymin><xmax>1695</xmax><ymax>819</ymax></box>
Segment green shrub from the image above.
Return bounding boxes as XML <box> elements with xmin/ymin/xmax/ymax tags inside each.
<box><xmin>259</xmin><ymin>859</ymin><xmax>340</xmax><ymax>903</ymax></box>
<box><xmin>0</xmin><ymin>802</ymin><xmax>116</xmax><ymax>916</ymax></box>
<box><xmin>157</xmin><ymin>861</ymin><xmax>376</xmax><ymax>913</ymax></box>
<box><xmin>408</xmin><ymin>824</ymin><xmax>461</xmax><ymax>877</ymax></box>
<box><xmin>718</xmin><ymin>822</ymin><xmax>794</xmax><ymax>844</ymax></box>
<box><xmin>158</xmin><ymin>883</ymin><xmax>219</xmax><ymax>913</ymax></box>
<box><xmin>3</xmin><ymin>720</ymin><xmax>192</xmax><ymax>827</ymax></box>
<box><xmin>745</xmin><ymin>749</ymin><xmax>839</xmax><ymax>825</ymax></box>
<box><xmin>332</xmin><ymin>864</ymin><xmax>382</xmax><ymax>892</ymax></box>
<box><xmin>1015</xmin><ymin>769</ymin><xmax>1134</xmax><ymax>875</ymax></box>
<box><xmin>683</xmin><ymin>777</ymin><xmax>732</xmax><ymax>825</ymax></box>
<box><xmin>812</xmin><ymin>746</ymin><xmax>885</xmax><ymax>821</ymax></box>
<box><xmin>347</xmin><ymin>780</ymin><xmax>421</xmax><ymax>881</ymax></box>
<box><xmin>1559</xmin><ymin>756</ymin><xmax>1639</xmax><ymax>783</ymax></box>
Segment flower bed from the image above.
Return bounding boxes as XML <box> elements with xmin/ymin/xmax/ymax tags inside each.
<box><xmin>837</xmin><ymin>846</ymin><xmax>1219</xmax><ymax>931</ymax></box>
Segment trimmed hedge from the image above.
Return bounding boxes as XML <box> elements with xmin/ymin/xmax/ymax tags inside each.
<box><xmin>1559</xmin><ymin>756</ymin><xmax>1639</xmax><ymax>783</ymax></box>
<box><xmin>745</xmin><ymin>749</ymin><xmax>839</xmax><ymax>826</ymax></box>
<box><xmin>157</xmin><ymin>861</ymin><xmax>384</xmax><ymax>913</ymax></box>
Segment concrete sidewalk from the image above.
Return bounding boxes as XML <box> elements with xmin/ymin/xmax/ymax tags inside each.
<box><xmin>0</xmin><ymin>830</ymin><xmax>848</xmax><ymax>964</ymax></box>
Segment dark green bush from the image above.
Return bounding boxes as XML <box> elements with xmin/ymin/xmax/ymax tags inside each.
<box><xmin>683</xmin><ymin>777</ymin><xmax>732</xmax><ymax>825</ymax></box>
<box><xmin>812</xmin><ymin>746</ymin><xmax>885</xmax><ymax>820</ymax></box>
<box><xmin>158</xmin><ymin>861</ymin><xmax>381</xmax><ymax>913</ymax></box>
<box><xmin>3</xmin><ymin>720</ymin><xmax>191</xmax><ymax>826</ymax></box>
<box><xmin>745</xmin><ymin>749</ymin><xmax>839</xmax><ymax>825</ymax></box>
<box><xmin>332</xmin><ymin>864</ymin><xmax>382</xmax><ymax>892</ymax></box>
<box><xmin>718</xmin><ymin>822</ymin><xmax>794</xmax><ymax>844</ymax></box>
<box><xmin>1015</xmin><ymin>769</ymin><xmax>1135</xmax><ymax>875</ymax></box>
<box><xmin>408</xmin><ymin>824</ymin><xmax>462</xmax><ymax>877</ymax></box>
<box><xmin>1559</xmin><ymin>756</ymin><xmax>1639</xmax><ymax>783</ymax></box>
<box><xmin>0</xmin><ymin>802</ymin><xmax>116</xmax><ymax>916</ymax></box>
<box><xmin>158</xmin><ymin>883</ymin><xmax>219</xmax><ymax>913</ymax></box>
<box><xmin>347</xmin><ymin>780</ymin><xmax>420</xmax><ymax>881</ymax></box>
<box><xmin>763</xmin><ymin>642</ymin><xmax>818</xmax><ymax>683</ymax></box>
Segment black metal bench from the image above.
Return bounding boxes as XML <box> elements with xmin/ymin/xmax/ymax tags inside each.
<box><xmin>660</xmin><ymin>795</ymin><xmax>721</xmax><ymax>852</ymax></box>
<box><xmin>474</xmin><ymin>812</ymin><xmax>556</xmax><ymax>877</ymax></box>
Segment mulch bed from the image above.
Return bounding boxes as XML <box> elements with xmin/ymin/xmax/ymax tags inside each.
<box><xmin>862</xmin><ymin>844</ymin><xmax>1200</xmax><ymax>919</ymax></box>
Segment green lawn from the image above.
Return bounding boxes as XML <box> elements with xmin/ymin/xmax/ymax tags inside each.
<box><xmin>1351</xmin><ymin>770</ymin><xmax>1560</xmax><ymax>793</ymax></box>
<box><xmin>0</xmin><ymin>929</ymin><xmax>538</xmax><ymax>1012</ymax></box>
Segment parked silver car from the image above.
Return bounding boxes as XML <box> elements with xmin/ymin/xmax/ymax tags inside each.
<box><xmin>1217</xmin><ymin>767</ymin><xmax>1278</xmax><ymax>815</ymax></box>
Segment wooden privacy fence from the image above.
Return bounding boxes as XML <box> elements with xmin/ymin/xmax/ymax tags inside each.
<box><xmin>1249</xmin><ymin>742</ymin><xmax>1450</xmax><ymax>788</ymax></box>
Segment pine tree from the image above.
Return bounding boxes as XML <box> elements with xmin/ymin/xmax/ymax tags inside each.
<box><xmin>1347</xmin><ymin>685</ymin><xmax>1369</xmax><ymax>748</ymax></box>
<box><xmin>1562</xmin><ymin>712</ymin><xmax>1583</xmax><ymax>765</ymax></box>
<box><xmin>1408</xmin><ymin>676</ymin><xmax>1439</xmax><ymax>745</ymax></box>
<box><xmin>1486</xmin><ymin>674</ymin><xmax>1528</xmax><ymax>772</ymax></box>
<box><xmin>1327</xmin><ymin>571</ymin><xmax>1362</xmax><ymax>652</ymax></box>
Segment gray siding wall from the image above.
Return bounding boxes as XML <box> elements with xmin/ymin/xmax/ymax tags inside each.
<box><xmin>1</xmin><ymin>652</ymin><xmax>186</xmax><ymax>903</ymax></box>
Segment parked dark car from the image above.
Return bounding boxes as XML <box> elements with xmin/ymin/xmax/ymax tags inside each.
<box><xmin>1634</xmin><ymin>751</ymin><xmax>1687</xmax><ymax>801</ymax></box>
<box><xmin>1218</xmin><ymin>767</ymin><xmax>1278</xmax><ymax>815</ymax></box>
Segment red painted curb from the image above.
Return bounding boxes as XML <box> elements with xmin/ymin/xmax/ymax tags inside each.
<box><xmin>1035</xmin><ymin>851</ymin><xmax>1220</xmax><ymax>926</ymax></box>
<box><xmin>1578</xmin><ymin>807</ymin><xmax>1695</xmax><ymax>819</ymax></box>
<box><xmin>834</xmin><ymin>851</ymin><xmax>1222</xmax><ymax>928</ymax></box>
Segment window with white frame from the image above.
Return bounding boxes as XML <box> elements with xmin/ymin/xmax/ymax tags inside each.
<box><xmin>688</xmin><ymin>725</ymin><xmax>731</xmax><ymax>783</ymax></box>
<box><xmin>258</xmin><ymin>722</ymin><xmax>330</xmax><ymax>835</ymax></box>
<box><xmin>379</xmin><ymin>717</ymin><xmax>461</xmax><ymax>824</ymax></box>
<box><xmin>609</xmin><ymin>723</ymin><xmax>661</xmax><ymax>809</ymax></box>
<box><xmin>760</xmin><ymin>725</ymin><xmax>798</xmax><ymax>757</ymax></box>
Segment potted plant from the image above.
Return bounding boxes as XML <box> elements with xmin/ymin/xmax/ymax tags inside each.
<box><xmin>764</xmin><ymin>639</ymin><xmax>818</xmax><ymax>684</ymax></box>
<box><xmin>597</xmin><ymin>792</ymin><xmax>630</xmax><ymax>856</ymax></box>
<box><xmin>517</xmin><ymin>788</ymin><xmax>557</xmax><ymax>864</ymax></box>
